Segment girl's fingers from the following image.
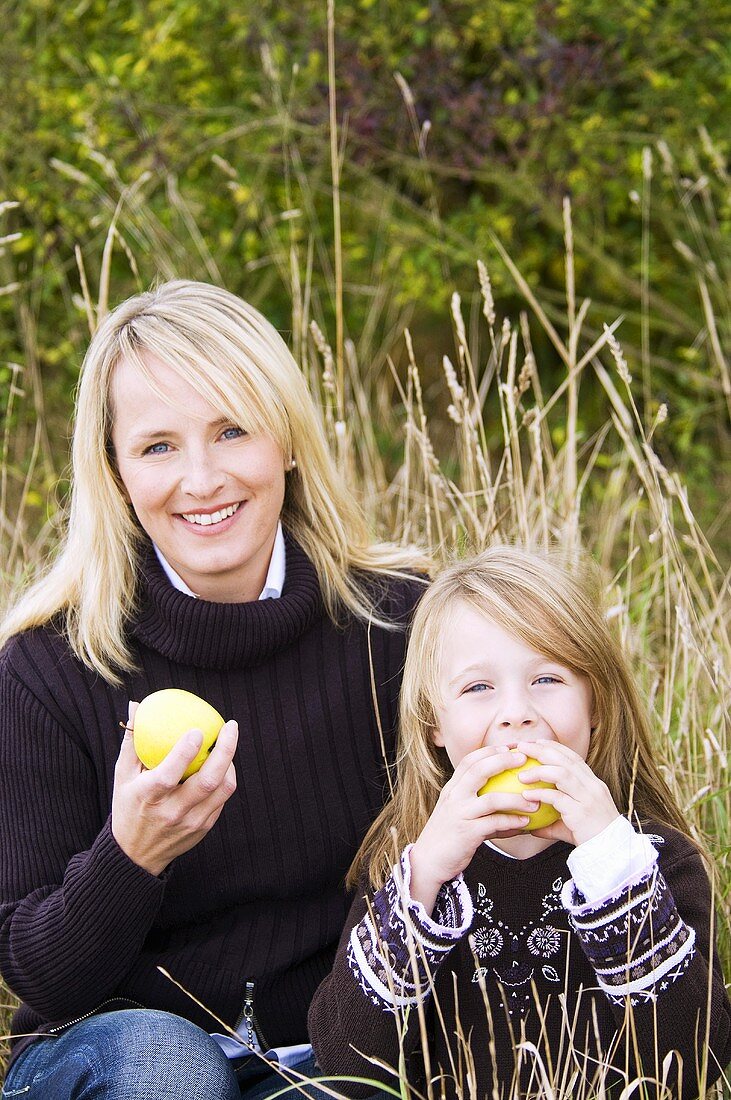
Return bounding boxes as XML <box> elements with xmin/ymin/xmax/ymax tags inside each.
<box><xmin>457</xmin><ymin>746</ymin><xmax>527</xmax><ymax>788</ymax></box>
<box><xmin>114</xmin><ymin>700</ymin><xmax>142</xmax><ymax>778</ymax></box>
<box><xmin>479</xmin><ymin>790</ymin><xmax>540</xmax><ymax>815</ymax></box>
<box><xmin>520</xmin><ymin>783</ymin><xmax>596</xmax><ymax>819</ymax></box>
<box><xmin>459</xmin><ymin>743</ymin><xmax>524</xmax><ymax>769</ymax></box>
<box><xmin>530</xmin><ymin>819</ymin><xmax>573</xmax><ymax>844</ymax></box>
<box><xmin>522</xmin><ymin>785</ymin><xmax>562</xmax><ymax>809</ymax></box>
<box><xmin>515</xmin><ymin>742</ymin><xmax>596</xmax><ymax>793</ymax></box>
<box><xmin>200</xmin><ymin>764</ymin><xmax>238</xmax><ymax>826</ymax></box>
<box><xmin>515</xmin><ymin>739</ymin><xmax>583</xmax><ymax>768</ymax></box>
<box><xmin>518</xmin><ymin>764</ymin><xmax>621</xmax><ymax>845</ymax></box>
<box><xmin>516</xmin><ymin>763</ymin><xmax>581</xmax><ymax>792</ymax></box>
<box><xmin>486</xmin><ymin>814</ymin><xmax>532</xmax><ymax>835</ymax></box>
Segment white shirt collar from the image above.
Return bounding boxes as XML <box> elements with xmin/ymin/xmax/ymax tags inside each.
<box><xmin>153</xmin><ymin>522</ymin><xmax>286</xmax><ymax>601</ymax></box>
<box><xmin>483</xmin><ymin>839</ymin><xmax>518</xmax><ymax>859</ymax></box>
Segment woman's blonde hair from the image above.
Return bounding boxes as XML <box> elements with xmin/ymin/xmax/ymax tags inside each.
<box><xmin>349</xmin><ymin>544</ymin><xmax>692</xmax><ymax>890</ymax></box>
<box><xmin>2</xmin><ymin>280</ymin><xmax>428</xmax><ymax>681</ymax></box>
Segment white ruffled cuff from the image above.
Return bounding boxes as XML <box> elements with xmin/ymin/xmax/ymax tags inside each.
<box><xmin>566</xmin><ymin>815</ymin><xmax>658</xmax><ymax>906</ymax></box>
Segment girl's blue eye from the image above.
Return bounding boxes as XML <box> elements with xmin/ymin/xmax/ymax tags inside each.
<box><xmin>465</xmin><ymin>683</ymin><xmax>490</xmax><ymax>693</ymax></box>
<box><xmin>535</xmin><ymin>675</ymin><xmax>561</xmax><ymax>685</ymax></box>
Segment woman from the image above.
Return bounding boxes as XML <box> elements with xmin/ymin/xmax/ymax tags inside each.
<box><xmin>0</xmin><ymin>280</ymin><xmax>427</xmax><ymax>1099</ymax></box>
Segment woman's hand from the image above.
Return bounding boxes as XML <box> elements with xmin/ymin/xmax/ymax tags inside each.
<box><xmin>111</xmin><ymin>701</ymin><xmax>239</xmax><ymax>876</ymax></box>
<box><xmin>514</xmin><ymin>738</ymin><xmax>620</xmax><ymax>847</ymax></box>
<box><xmin>409</xmin><ymin>746</ymin><xmax>534</xmax><ymax>914</ymax></box>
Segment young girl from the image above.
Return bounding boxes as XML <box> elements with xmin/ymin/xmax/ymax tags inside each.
<box><xmin>309</xmin><ymin>546</ymin><xmax>731</xmax><ymax>1100</ymax></box>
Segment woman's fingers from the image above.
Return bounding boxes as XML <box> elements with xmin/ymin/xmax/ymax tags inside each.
<box><xmin>143</xmin><ymin>730</ymin><xmax>205</xmax><ymax>797</ymax></box>
<box><xmin>153</xmin><ymin>721</ymin><xmax>239</xmax><ymax>806</ymax></box>
<box><xmin>112</xmin><ymin>717</ymin><xmax>239</xmax><ymax>875</ymax></box>
<box><xmin>114</xmin><ymin>713</ymin><xmax>143</xmax><ymax>779</ymax></box>
<box><xmin>135</xmin><ymin>719</ymin><xmax>238</xmax><ymax>797</ymax></box>
<box><xmin>197</xmin><ymin>719</ymin><xmax>238</xmax><ymax>776</ymax></box>
<box><xmin>199</xmin><ymin>764</ymin><xmax>237</xmax><ymax>831</ymax></box>
<box><xmin>181</xmin><ymin>720</ymin><xmax>238</xmax><ymax>799</ymax></box>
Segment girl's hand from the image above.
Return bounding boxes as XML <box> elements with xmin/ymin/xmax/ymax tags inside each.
<box><xmin>111</xmin><ymin>701</ymin><xmax>239</xmax><ymax>876</ymax></box>
<box><xmin>514</xmin><ymin>738</ymin><xmax>620</xmax><ymax>847</ymax></box>
<box><xmin>409</xmin><ymin>746</ymin><xmax>534</xmax><ymax>914</ymax></box>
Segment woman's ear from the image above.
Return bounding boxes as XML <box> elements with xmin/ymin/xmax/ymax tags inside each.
<box><xmin>431</xmin><ymin>724</ymin><xmax>445</xmax><ymax>748</ymax></box>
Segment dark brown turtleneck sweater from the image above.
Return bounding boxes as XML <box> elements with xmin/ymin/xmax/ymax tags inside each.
<box><xmin>0</xmin><ymin>536</ymin><xmax>424</xmax><ymax>1068</ymax></box>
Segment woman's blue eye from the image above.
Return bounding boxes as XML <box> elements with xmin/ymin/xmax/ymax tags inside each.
<box><xmin>144</xmin><ymin>442</ymin><xmax>171</xmax><ymax>455</ymax></box>
<box><xmin>221</xmin><ymin>426</ymin><xmax>247</xmax><ymax>440</ymax></box>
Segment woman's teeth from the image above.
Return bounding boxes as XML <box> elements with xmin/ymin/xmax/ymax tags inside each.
<box><xmin>181</xmin><ymin>502</ymin><xmax>240</xmax><ymax>526</ymax></box>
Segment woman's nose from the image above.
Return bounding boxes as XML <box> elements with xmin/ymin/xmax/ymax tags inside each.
<box><xmin>179</xmin><ymin>452</ymin><xmax>226</xmax><ymax>499</ymax></box>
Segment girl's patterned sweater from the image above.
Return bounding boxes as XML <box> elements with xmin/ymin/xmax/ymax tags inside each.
<box><xmin>309</xmin><ymin>823</ymin><xmax>731</xmax><ymax>1099</ymax></box>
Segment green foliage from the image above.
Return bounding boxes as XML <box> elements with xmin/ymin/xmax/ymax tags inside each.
<box><xmin>0</xmin><ymin>2</ymin><xmax>728</xmax><ymax>539</ymax></box>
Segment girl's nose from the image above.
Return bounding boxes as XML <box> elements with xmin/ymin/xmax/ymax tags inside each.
<box><xmin>496</xmin><ymin>694</ymin><xmax>538</xmax><ymax>730</ymax></box>
<box><xmin>498</xmin><ymin>715</ymin><xmax>537</xmax><ymax>730</ymax></box>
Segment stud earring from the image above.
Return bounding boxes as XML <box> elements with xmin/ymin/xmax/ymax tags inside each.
<box><xmin>287</xmin><ymin>457</ymin><xmax>297</xmax><ymax>470</ymax></box>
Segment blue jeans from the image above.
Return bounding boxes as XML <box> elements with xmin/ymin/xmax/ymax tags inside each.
<box><xmin>1</xmin><ymin>1010</ymin><xmax>374</xmax><ymax>1100</ymax></box>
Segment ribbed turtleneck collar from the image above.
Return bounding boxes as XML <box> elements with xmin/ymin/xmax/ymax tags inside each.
<box><xmin>129</xmin><ymin>532</ymin><xmax>324</xmax><ymax>670</ymax></box>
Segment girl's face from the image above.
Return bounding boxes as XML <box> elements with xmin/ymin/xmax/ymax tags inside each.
<box><xmin>433</xmin><ymin>601</ymin><xmax>594</xmax><ymax>767</ymax></box>
<box><xmin>111</xmin><ymin>353</ymin><xmax>287</xmax><ymax>603</ymax></box>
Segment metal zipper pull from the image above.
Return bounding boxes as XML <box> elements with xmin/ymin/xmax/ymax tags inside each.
<box><xmin>242</xmin><ymin>980</ymin><xmax>257</xmax><ymax>1050</ymax></box>
<box><xmin>234</xmin><ymin>978</ymin><xmax>268</xmax><ymax>1051</ymax></box>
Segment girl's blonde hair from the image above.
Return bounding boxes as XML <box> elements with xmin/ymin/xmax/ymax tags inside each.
<box><xmin>2</xmin><ymin>280</ymin><xmax>428</xmax><ymax>681</ymax></box>
<box><xmin>349</xmin><ymin>544</ymin><xmax>692</xmax><ymax>890</ymax></box>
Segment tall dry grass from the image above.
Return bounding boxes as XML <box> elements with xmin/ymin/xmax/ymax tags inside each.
<box><xmin>0</xmin><ymin>198</ymin><xmax>729</xmax><ymax>1094</ymax></box>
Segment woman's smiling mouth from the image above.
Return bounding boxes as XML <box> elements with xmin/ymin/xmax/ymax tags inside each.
<box><xmin>179</xmin><ymin>502</ymin><xmax>242</xmax><ymax>527</ymax></box>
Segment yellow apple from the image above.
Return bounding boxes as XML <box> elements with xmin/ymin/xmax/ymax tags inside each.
<box><xmin>133</xmin><ymin>688</ymin><xmax>224</xmax><ymax>779</ymax></box>
<box><xmin>478</xmin><ymin>757</ymin><xmax>560</xmax><ymax>831</ymax></box>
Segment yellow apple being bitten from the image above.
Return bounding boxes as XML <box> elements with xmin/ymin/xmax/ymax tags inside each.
<box><xmin>133</xmin><ymin>688</ymin><xmax>224</xmax><ymax>779</ymax></box>
<box><xmin>478</xmin><ymin>757</ymin><xmax>560</xmax><ymax>831</ymax></box>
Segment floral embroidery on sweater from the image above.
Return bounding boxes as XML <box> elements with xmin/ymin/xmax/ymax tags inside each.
<box><xmin>469</xmin><ymin>877</ymin><xmax>568</xmax><ymax>1011</ymax></box>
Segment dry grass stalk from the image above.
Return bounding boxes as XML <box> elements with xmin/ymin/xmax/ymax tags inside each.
<box><xmin>1</xmin><ymin>248</ymin><xmax>728</xmax><ymax>1096</ymax></box>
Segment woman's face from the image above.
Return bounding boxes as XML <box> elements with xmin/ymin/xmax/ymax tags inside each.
<box><xmin>110</xmin><ymin>353</ymin><xmax>287</xmax><ymax>603</ymax></box>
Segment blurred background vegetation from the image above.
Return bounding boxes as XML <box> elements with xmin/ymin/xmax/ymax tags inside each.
<box><xmin>1</xmin><ymin>0</ymin><xmax>729</xmax><ymax>559</ymax></box>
